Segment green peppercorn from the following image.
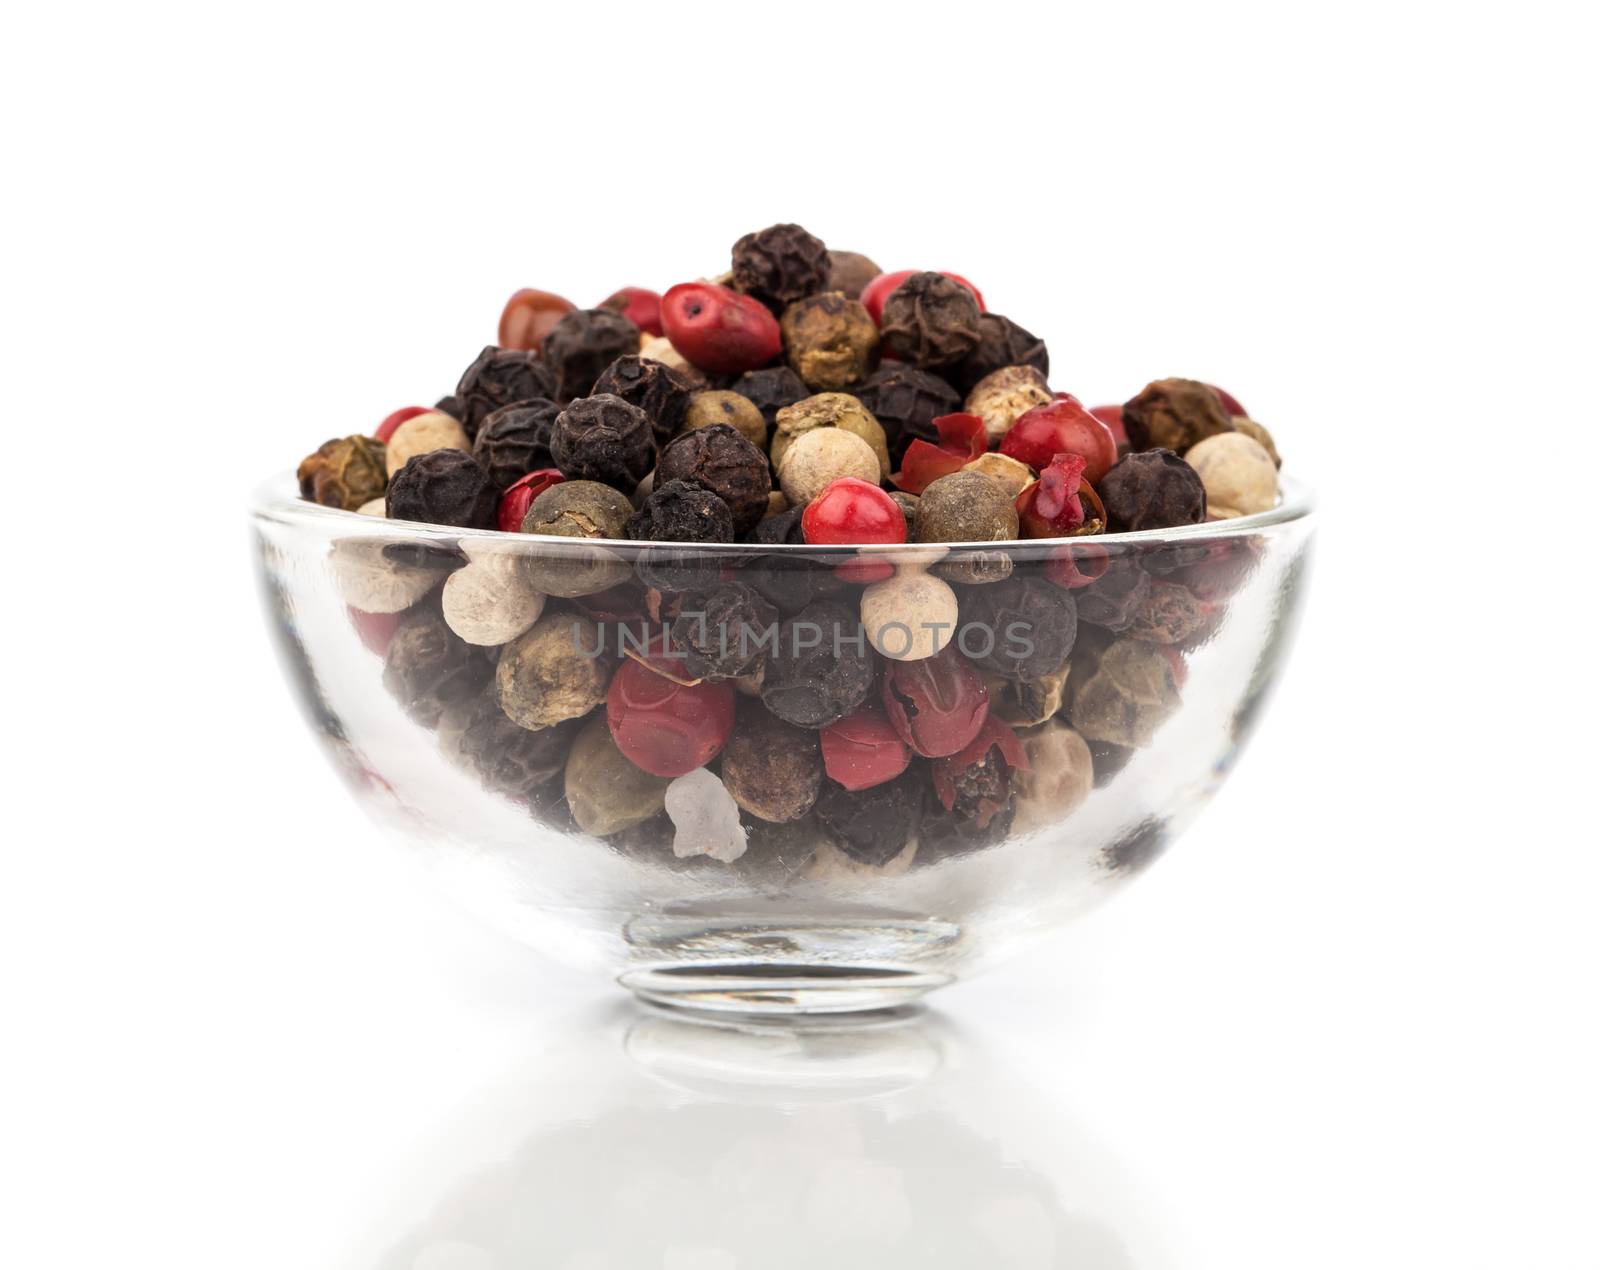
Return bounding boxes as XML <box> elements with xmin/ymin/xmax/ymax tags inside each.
<box><xmin>916</xmin><ymin>470</ymin><xmax>1017</xmax><ymax>585</ymax></box>
<box><xmin>564</xmin><ymin>714</ymin><xmax>671</xmax><ymax>836</ymax></box>
<box><xmin>683</xmin><ymin>390</ymin><xmax>767</xmax><ymax>451</ymax></box>
<box><xmin>495</xmin><ymin>611</ymin><xmax>616</xmax><ymax>730</ymax></box>
<box><xmin>519</xmin><ymin>481</ymin><xmax>633</xmax><ymax>597</ymax></box>
<box><xmin>780</xmin><ymin>291</ymin><xmax>879</xmax><ymax>391</ymax></box>
<box><xmin>297</xmin><ymin>435</ymin><xmax>387</xmax><ymax>510</ymax></box>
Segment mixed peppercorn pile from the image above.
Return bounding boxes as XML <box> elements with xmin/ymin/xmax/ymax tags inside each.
<box><xmin>297</xmin><ymin>224</ymin><xmax>1286</xmax><ymax>876</ymax></box>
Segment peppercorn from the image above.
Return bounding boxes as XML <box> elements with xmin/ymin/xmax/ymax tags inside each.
<box><xmin>854</xmin><ymin>363</ymin><xmax>963</xmax><ymax>464</ymax></box>
<box><xmin>728</xmin><ymin>366</ymin><xmax>809</xmax><ymax>427</ymax></box>
<box><xmin>889</xmin><ymin>491</ymin><xmax>919</xmax><ymax>536</ymax></box>
<box><xmin>731</xmin><ymin>222</ymin><xmax>831</xmax><ymax>308</ymax></box>
<box><xmin>1074</xmin><ymin>558</ymin><xmax>1151</xmax><ymax>630</ymax></box>
<box><xmin>879</xmin><ymin>271</ymin><xmax>982</xmax><ymax>368</ymax></box>
<box><xmin>638</xmin><ymin>335</ymin><xmax>709</xmax><ymax>388</ymax></box>
<box><xmin>298</xmin><ymin>435</ymin><xmax>388</xmax><ymax>510</ymax></box>
<box><xmin>626</xmin><ymin>480</ymin><xmax>735</xmax><ymax>591</ymax></box>
<box><xmin>1184</xmin><ymin>431</ymin><xmax>1279</xmax><ymax>518</ymax></box>
<box><xmin>819</xmin><ymin>703</ymin><xmax>911</xmax><ymax>792</ymax></box>
<box><xmin>780</xmin><ymin>291</ymin><xmax>879</xmax><ymax>391</ymax></box>
<box><xmin>774</xmin><ymin>425</ymin><xmax>878</xmax><ymax>508</ymax></box>
<box><xmin>881</xmin><ymin>645</ymin><xmax>989</xmax><ymax>758</ymax></box>
<box><xmin>542</xmin><ymin>308</ymin><xmax>641</xmax><ymax>401</ymax></box>
<box><xmin>987</xmin><ymin>663</ymin><xmax>1071</xmax><ymax>727</ymax></box>
<box><xmin>964</xmin><ymin>366</ymin><xmax>1053</xmax><ymax>446</ymax></box>
<box><xmin>438</xmin><ymin>687</ymin><xmax>575</xmax><ymax>801</ymax></box>
<box><xmin>472</xmin><ymin>399</ymin><xmax>561</xmax><ymax>491</ymax></box>
<box><xmin>607</xmin><ymin>654</ymin><xmax>735</xmax><ymax>777</ymax></box>
<box><xmin>549</xmin><ymin>393</ymin><xmax>656</xmax><ymax>488</ymax></box>
<box><xmin>656</xmin><ymin>423</ymin><xmax>772</xmax><ymax>533</ymax></box>
<box><xmin>739</xmin><ymin>509</ymin><xmax>833</xmax><ymax>614</ymax></box>
<box><xmin>592</xmin><ymin>354</ymin><xmax>696</xmax><ymax>443</ymax></box>
<box><xmin>759</xmin><ymin>598</ymin><xmax>876</xmax><ymax>728</ymax></box>
<box><xmin>383</xmin><ymin>410</ymin><xmax>471</xmax><ymax>478</ymax></box>
<box><xmin>671</xmin><ymin>581</ymin><xmax>779</xmax><ymax>680</ymax></box>
<box><xmin>1065</xmin><ymin>636</ymin><xmax>1182</xmax><ymax>747</ymax></box>
<box><xmin>386</xmin><ymin>448</ymin><xmax>499</xmax><ymax>529</ymax></box>
<box><xmin>1099</xmin><ymin>449</ymin><xmax>1207</xmax><ymax>532</ymax></box>
<box><xmin>518</xmin><ymin>480</ymin><xmax>634</xmax><ymax>597</ymax></box>
<box><xmin>811</xmin><ymin>770</ymin><xmax>924</xmax><ymax>869</ymax></box>
<box><xmin>915</xmin><ymin>470</ymin><xmax>1018</xmax><ymax>585</ymax></box>
<box><xmin>918</xmin><ymin>799</ymin><xmax>1014</xmax><ymax>861</ymax></box>
<box><xmin>771</xmin><ymin>393</ymin><xmax>891</xmax><ymax>481</ymax></box>
<box><xmin>454</xmin><ymin>346</ymin><xmax>559</xmax><ymax>439</ymax></box>
<box><xmin>1122</xmin><ymin>378</ymin><xmax>1236</xmax><ymax>453</ymax></box>
<box><xmin>1010</xmin><ymin>720</ymin><xmax>1093</xmax><ymax>833</ymax></box>
<box><xmin>826</xmin><ymin>250</ymin><xmax>882</xmax><ymax>301</ymax></box>
<box><xmin>1231</xmin><ymin>416</ymin><xmax>1282</xmax><ymax>467</ymax></box>
<box><xmin>931</xmin><ymin>717</ymin><xmax>1025</xmax><ymax>831</ymax></box>
<box><xmin>719</xmin><ymin>705</ymin><xmax>823</xmax><ymax>823</ymax></box>
<box><xmin>496</xmin><ymin>611</ymin><xmax>616</xmax><ymax>730</ymax></box>
<box><xmin>382</xmin><ymin>603</ymin><xmax>493</xmax><ymax>727</ymax></box>
<box><xmin>564</xmin><ymin>713</ymin><xmax>671</xmax><ymax>836</ymax></box>
<box><xmin>860</xmin><ymin>566</ymin><xmax>958</xmax><ymax>661</ymax></box>
<box><xmin>954</xmin><ymin>312</ymin><xmax>1049</xmax><ymax>394</ymax></box>
<box><xmin>1125</xmin><ymin>578</ymin><xmax>1218</xmax><ymax>647</ymax></box>
<box><xmin>441</xmin><ymin>540</ymin><xmax>547</xmax><ymax>646</ymax></box>
<box><xmin>329</xmin><ymin>538</ymin><xmax>448</xmax><ymax>613</ymax></box>
<box><xmin>683</xmin><ymin>389</ymin><xmax>767</xmax><ymax>451</ymax></box>
<box><xmin>964</xmin><ymin>451</ymin><xmax>1034</xmax><ymax>498</ymax></box>
<box><xmin>957</xmin><ymin>576</ymin><xmax>1078</xmax><ymax>682</ymax></box>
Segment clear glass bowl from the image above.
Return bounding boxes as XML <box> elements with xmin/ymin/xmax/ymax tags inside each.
<box><xmin>252</xmin><ymin>473</ymin><xmax>1313</xmax><ymax>1013</ymax></box>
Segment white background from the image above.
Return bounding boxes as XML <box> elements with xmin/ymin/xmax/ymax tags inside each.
<box><xmin>3</xmin><ymin>2</ymin><xmax>1597</xmax><ymax>1266</ymax></box>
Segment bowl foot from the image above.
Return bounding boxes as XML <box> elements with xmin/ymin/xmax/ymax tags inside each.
<box><xmin>618</xmin><ymin>963</ymin><xmax>952</xmax><ymax>1015</ymax></box>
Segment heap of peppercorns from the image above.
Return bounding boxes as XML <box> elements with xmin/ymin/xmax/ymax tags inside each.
<box><xmin>297</xmin><ymin>224</ymin><xmax>1287</xmax><ymax>877</ymax></box>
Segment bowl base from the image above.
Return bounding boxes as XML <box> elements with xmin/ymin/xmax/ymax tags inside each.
<box><xmin>619</xmin><ymin>963</ymin><xmax>953</xmax><ymax>1015</ymax></box>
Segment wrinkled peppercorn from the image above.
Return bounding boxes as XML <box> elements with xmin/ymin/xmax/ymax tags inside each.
<box><xmin>1126</xmin><ymin>578</ymin><xmax>1218</xmax><ymax>647</ymax></box>
<box><xmin>438</xmin><ymin>689</ymin><xmax>576</xmax><ymax>801</ymax></box>
<box><xmin>519</xmin><ymin>480</ymin><xmax>634</xmax><ymax>597</ymax></box>
<box><xmin>729</xmin><ymin>366</ymin><xmax>809</xmax><ymax>427</ymax></box>
<box><xmin>812</xmin><ymin>770</ymin><xmax>924</xmax><ymax>868</ymax></box>
<box><xmin>671</xmin><ymin>582</ymin><xmax>779</xmax><ymax>680</ymax></box>
<box><xmin>656</xmin><ymin>423</ymin><xmax>772</xmax><ymax>533</ymax></box>
<box><xmin>955</xmin><ymin>312</ymin><xmax>1050</xmax><ymax>395</ymax></box>
<box><xmin>472</xmin><ymin>399</ymin><xmax>561</xmax><ymax>490</ymax></box>
<box><xmin>964</xmin><ymin>366</ymin><xmax>1053</xmax><ymax>446</ymax></box>
<box><xmin>759</xmin><ymin>598</ymin><xmax>876</xmax><ymax>728</ymax></box>
<box><xmin>1075</xmin><ymin>558</ymin><xmax>1151</xmax><ymax>630</ymax></box>
<box><xmin>1122</xmin><ymin>378</ymin><xmax>1235</xmax><ymax>453</ymax></box>
<box><xmin>879</xmin><ymin>271</ymin><xmax>982</xmax><ymax>368</ymax></box>
<box><xmin>497</xmin><ymin>611</ymin><xmax>616</xmax><ymax>730</ymax></box>
<box><xmin>592</xmin><ymin>354</ymin><xmax>695</xmax><ymax>443</ymax></box>
<box><xmin>382</xmin><ymin>604</ymin><xmax>492</xmax><ymax>727</ymax></box>
<box><xmin>542</xmin><ymin>308</ymin><xmax>641</xmax><ymax>402</ymax></box>
<box><xmin>719</xmin><ymin>705</ymin><xmax>823</xmax><ymax>823</ymax></box>
<box><xmin>550</xmin><ymin>393</ymin><xmax>656</xmax><ymax>488</ymax></box>
<box><xmin>1099</xmin><ymin>449</ymin><xmax>1207</xmax><ymax>532</ymax></box>
<box><xmin>781</xmin><ymin>291</ymin><xmax>879</xmax><ymax>390</ymax></box>
<box><xmin>739</xmin><ymin>507</ymin><xmax>832</xmax><ymax>614</ymax></box>
<box><xmin>455</xmin><ymin>346</ymin><xmax>559</xmax><ymax>439</ymax></box>
<box><xmin>826</xmin><ymin>250</ymin><xmax>882</xmax><ymax>300</ymax></box>
<box><xmin>1065</xmin><ymin>636</ymin><xmax>1182</xmax><ymax>747</ymax></box>
<box><xmin>386</xmin><ymin>448</ymin><xmax>499</xmax><ymax>529</ymax></box>
<box><xmin>298</xmin><ymin>434</ymin><xmax>387</xmax><ymax>510</ymax></box>
<box><xmin>626</xmin><ymin>480</ymin><xmax>735</xmax><ymax>591</ymax></box>
<box><xmin>854</xmin><ymin>363</ymin><xmax>963</xmax><ymax>460</ymax></box>
<box><xmin>731</xmin><ymin>222</ymin><xmax>831</xmax><ymax>309</ymax></box>
<box><xmin>931</xmin><ymin>721</ymin><xmax>1021</xmax><ymax>831</ymax></box>
<box><xmin>958</xmin><ymin>577</ymin><xmax>1078</xmax><ymax>681</ymax></box>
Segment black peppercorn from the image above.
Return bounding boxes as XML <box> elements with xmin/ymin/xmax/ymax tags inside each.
<box><xmin>549</xmin><ymin>393</ymin><xmax>656</xmax><ymax>488</ymax></box>
<box><xmin>592</xmin><ymin>354</ymin><xmax>695</xmax><ymax>443</ymax></box>
<box><xmin>542</xmin><ymin>308</ymin><xmax>641</xmax><ymax>402</ymax></box>
<box><xmin>1099</xmin><ymin>449</ymin><xmax>1207</xmax><ymax>532</ymax></box>
<box><xmin>919</xmin><ymin>799</ymin><xmax>1015</xmax><ymax>860</ymax></box>
<box><xmin>954</xmin><ymin>312</ymin><xmax>1050</xmax><ymax>395</ymax></box>
<box><xmin>878</xmin><ymin>271</ymin><xmax>982</xmax><ymax>368</ymax></box>
<box><xmin>656</xmin><ymin>423</ymin><xmax>772</xmax><ymax>533</ymax></box>
<box><xmin>433</xmin><ymin>394</ymin><xmax>466</xmax><ymax>422</ymax></box>
<box><xmin>1122</xmin><ymin>378</ymin><xmax>1236</xmax><ymax>453</ymax></box>
<box><xmin>386</xmin><ymin>448</ymin><xmax>499</xmax><ymax>529</ymax></box>
<box><xmin>454</xmin><ymin>346</ymin><xmax>558</xmax><ymax>439</ymax></box>
<box><xmin>382</xmin><ymin>604</ymin><xmax>493</xmax><ymax>728</ymax></box>
<box><xmin>626</xmin><ymin>480</ymin><xmax>735</xmax><ymax>591</ymax></box>
<box><xmin>813</xmin><ymin>771</ymin><xmax>924</xmax><ymax>868</ymax></box>
<box><xmin>1075</xmin><ymin>558</ymin><xmax>1151</xmax><ymax>631</ymax></box>
<box><xmin>719</xmin><ymin>705</ymin><xmax>823</xmax><ymax>823</ymax></box>
<box><xmin>438</xmin><ymin>689</ymin><xmax>576</xmax><ymax>801</ymax></box>
<box><xmin>957</xmin><ymin>577</ymin><xmax>1078</xmax><ymax>681</ymax></box>
<box><xmin>731</xmin><ymin>222</ymin><xmax>831</xmax><ymax>309</ymax></box>
<box><xmin>671</xmin><ymin>581</ymin><xmax>779</xmax><ymax>680</ymax></box>
<box><xmin>854</xmin><ymin>362</ymin><xmax>962</xmax><ymax>460</ymax></box>
<box><xmin>759</xmin><ymin>598</ymin><xmax>875</xmax><ymax>729</ymax></box>
<box><xmin>472</xmin><ymin>398</ymin><xmax>560</xmax><ymax>490</ymax></box>
<box><xmin>729</xmin><ymin>366</ymin><xmax>809</xmax><ymax>428</ymax></box>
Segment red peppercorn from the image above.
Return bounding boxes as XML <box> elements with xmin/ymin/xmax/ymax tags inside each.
<box><xmin>882</xmin><ymin>646</ymin><xmax>989</xmax><ymax>758</ymax></box>
<box><xmin>1016</xmin><ymin>452</ymin><xmax>1089</xmax><ymax>538</ymax></box>
<box><xmin>1044</xmin><ymin>541</ymin><xmax>1111</xmax><ymax>589</ymax></box>
<box><xmin>496</xmin><ymin>468</ymin><xmax>565</xmax><ymax>533</ymax></box>
<box><xmin>1000</xmin><ymin>395</ymin><xmax>1118</xmax><ymax>484</ymax></box>
<box><xmin>834</xmin><ymin>556</ymin><xmax>896</xmax><ymax>585</ymax></box>
<box><xmin>375</xmin><ymin>406</ymin><xmax>430</xmax><ymax>443</ymax></box>
<box><xmin>601</xmin><ymin>286</ymin><xmax>663</xmax><ymax>337</ymax></box>
<box><xmin>1209</xmin><ymin>384</ymin><xmax>1246</xmax><ymax>417</ymax></box>
<box><xmin>821</xmin><ymin>704</ymin><xmax>912</xmax><ymax>791</ymax></box>
<box><xmin>347</xmin><ymin>605</ymin><xmax>401</xmax><ymax>655</ymax></box>
<box><xmin>892</xmin><ymin>412</ymin><xmax>988</xmax><ymax>495</ymax></box>
<box><xmin>1088</xmin><ymin>403</ymin><xmax>1127</xmax><ymax>447</ymax></box>
<box><xmin>660</xmin><ymin>282</ymin><xmax>783</xmax><ymax>376</ymax></box>
<box><xmin>931</xmin><ymin>716</ymin><xmax>1029</xmax><ymax>828</ymax></box>
<box><xmin>606</xmin><ymin>655</ymin><xmax>735</xmax><ymax>778</ymax></box>
<box><xmin>497</xmin><ymin>288</ymin><xmax>577</xmax><ymax>352</ymax></box>
<box><xmin>860</xmin><ymin>270</ymin><xmax>986</xmax><ymax>325</ymax></box>
<box><xmin>801</xmin><ymin>478</ymin><xmax>907</xmax><ymax>546</ymax></box>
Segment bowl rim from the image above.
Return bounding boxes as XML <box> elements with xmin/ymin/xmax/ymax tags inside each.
<box><xmin>251</xmin><ymin>469</ymin><xmax>1315</xmax><ymax>552</ymax></box>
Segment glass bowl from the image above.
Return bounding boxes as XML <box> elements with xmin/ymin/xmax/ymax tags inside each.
<box><xmin>252</xmin><ymin>473</ymin><xmax>1313</xmax><ymax>1013</ymax></box>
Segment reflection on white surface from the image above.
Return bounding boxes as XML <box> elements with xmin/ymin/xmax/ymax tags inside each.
<box><xmin>363</xmin><ymin>1004</ymin><xmax>1172</xmax><ymax>1269</ymax></box>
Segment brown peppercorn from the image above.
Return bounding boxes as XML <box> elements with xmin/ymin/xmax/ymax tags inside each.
<box><xmin>382</xmin><ymin>604</ymin><xmax>492</xmax><ymax>728</ymax></box>
<box><xmin>771</xmin><ymin>392</ymin><xmax>890</xmax><ymax>481</ymax></box>
<box><xmin>496</xmin><ymin>611</ymin><xmax>616</xmax><ymax>730</ymax></box>
<box><xmin>683</xmin><ymin>390</ymin><xmax>767</xmax><ymax>450</ymax></box>
<box><xmin>518</xmin><ymin>480</ymin><xmax>633</xmax><ymax>597</ymax></box>
<box><xmin>879</xmin><ymin>271</ymin><xmax>982</xmax><ymax>368</ymax></box>
<box><xmin>916</xmin><ymin>470</ymin><xmax>1018</xmax><ymax>584</ymax></box>
<box><xmin>964</xmin><ymin>451</ymin><xmax>1035</xmax><ymax>498</ymax></box>
<box><xmin>1065</xmin><ymin>636</ymin><xmax>1182</xmax><ymax>747</ymax></box>
<box><xmin>719</xmin><ymin>706</ymin><xmax>823</xmax><ymax>823</ymax></box>
<box><xmin>298</xmin><ymin>435</ymin><xmax>387</xmax><ymax>510</ymax></box>
<box><xmin>780</xmin><ymin>291</ymin><xmax>879</xmax><ymax>391</ymax></box>
<box><xmin>1099</xmin><ymin>449</ymin><xmax>1207</xmax><ymax>532</ymax></box>
<box><xmin>472</xmin><ymin>398</ymin><xmax>561</xmax><ymax>490</ymax></box>
<box><xmin>964</xmin><ymin>365</ymin><xmax>1053</xmax><ymax>446</ymax></box>
<box><xmin>385</xmin><ymin>449</ymin><xmax>499</xmax><ymax>529</ymax></box>
<box><xmin>550</xmin><ymin>393</ymin><xmax>656</xmax><ymax>487</ymax></box>
<box><xmin>454</xmin><ymin>346</ymin><xmax>559</xmax><ymax>439</ymax></box>
<box><xmin>592</xmin><ymin>354</ymin><xmax>695</xmax><ymax>443</ymax></box>
<box><xmin>542</xmin><ymin>308</ymin><xmax>641</xmax><ymax>402</ymax></box>
<box><xmin>385</xmin><ymin>410</ymin><xmax>471</xmax><ymax>477</ymax></box>
<box><xmin>656</xmin><ymin>423</ymin><xmax>772</xmax><ymax>533</ymax></box>
<box><xmin>954</xmin><ymin>312</ymin><xmax>1050</xmax><ymax>395</ymax></box>
<box><xmin>826</xmin><ymin>250</ymin><xmax>882</xmax><ymax>300</ymax></box>
<box><xmin>731</xmin><ymin>223</ymin><xmax>831</xmax><ymax>309</ymax></box>
<box><xmin>564</xmin><ymin>713</ymin><xmax>670</xmax><ymax>836</ymax></box>
<box><xmin>854</xmin><ymin>363</ymin><xmax>963</xmax><ymax>461</ymax></box>
<box><xmin>729</xmin><ymin>366</ymin><xmax>809</xmax><ymax>428</ymax></box>
<box><xmin>1122</xmin><ymin>378</ymin><xmax>1236</xmax><ymax>453</ymax></box>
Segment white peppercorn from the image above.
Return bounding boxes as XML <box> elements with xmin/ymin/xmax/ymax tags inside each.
<box><xmin>777</xmin><ymin>426</ymin><xmax>881</xmax><ymax>506</ymax></box>
<box><xmin>965</xmin><ymin>365</ymin><xmax>1052</xmax><ymax>445</ymax></box>
<box><xmin>1185</xmin><ymin>431</ymin><xmax>1279</xmax><ymax>518</ymax></box>
<box><xmin>441</xmin><ymin>542</ymin><xmax>547</xmax><ymax>646</ymax></box>
<box><xmin>859</xmin><ymin>566</ymin><xmax>958</xmax><ymax>661</ymax></box>
<box><xmin>1010</xmin><ymin>720</ymin><xmax>1094</xmax><ymax>833</ymax></box>
<box><xmin>384</xmin><ymin>410</ymin><xmax>471</xmax><ymax>477</ymax></box>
